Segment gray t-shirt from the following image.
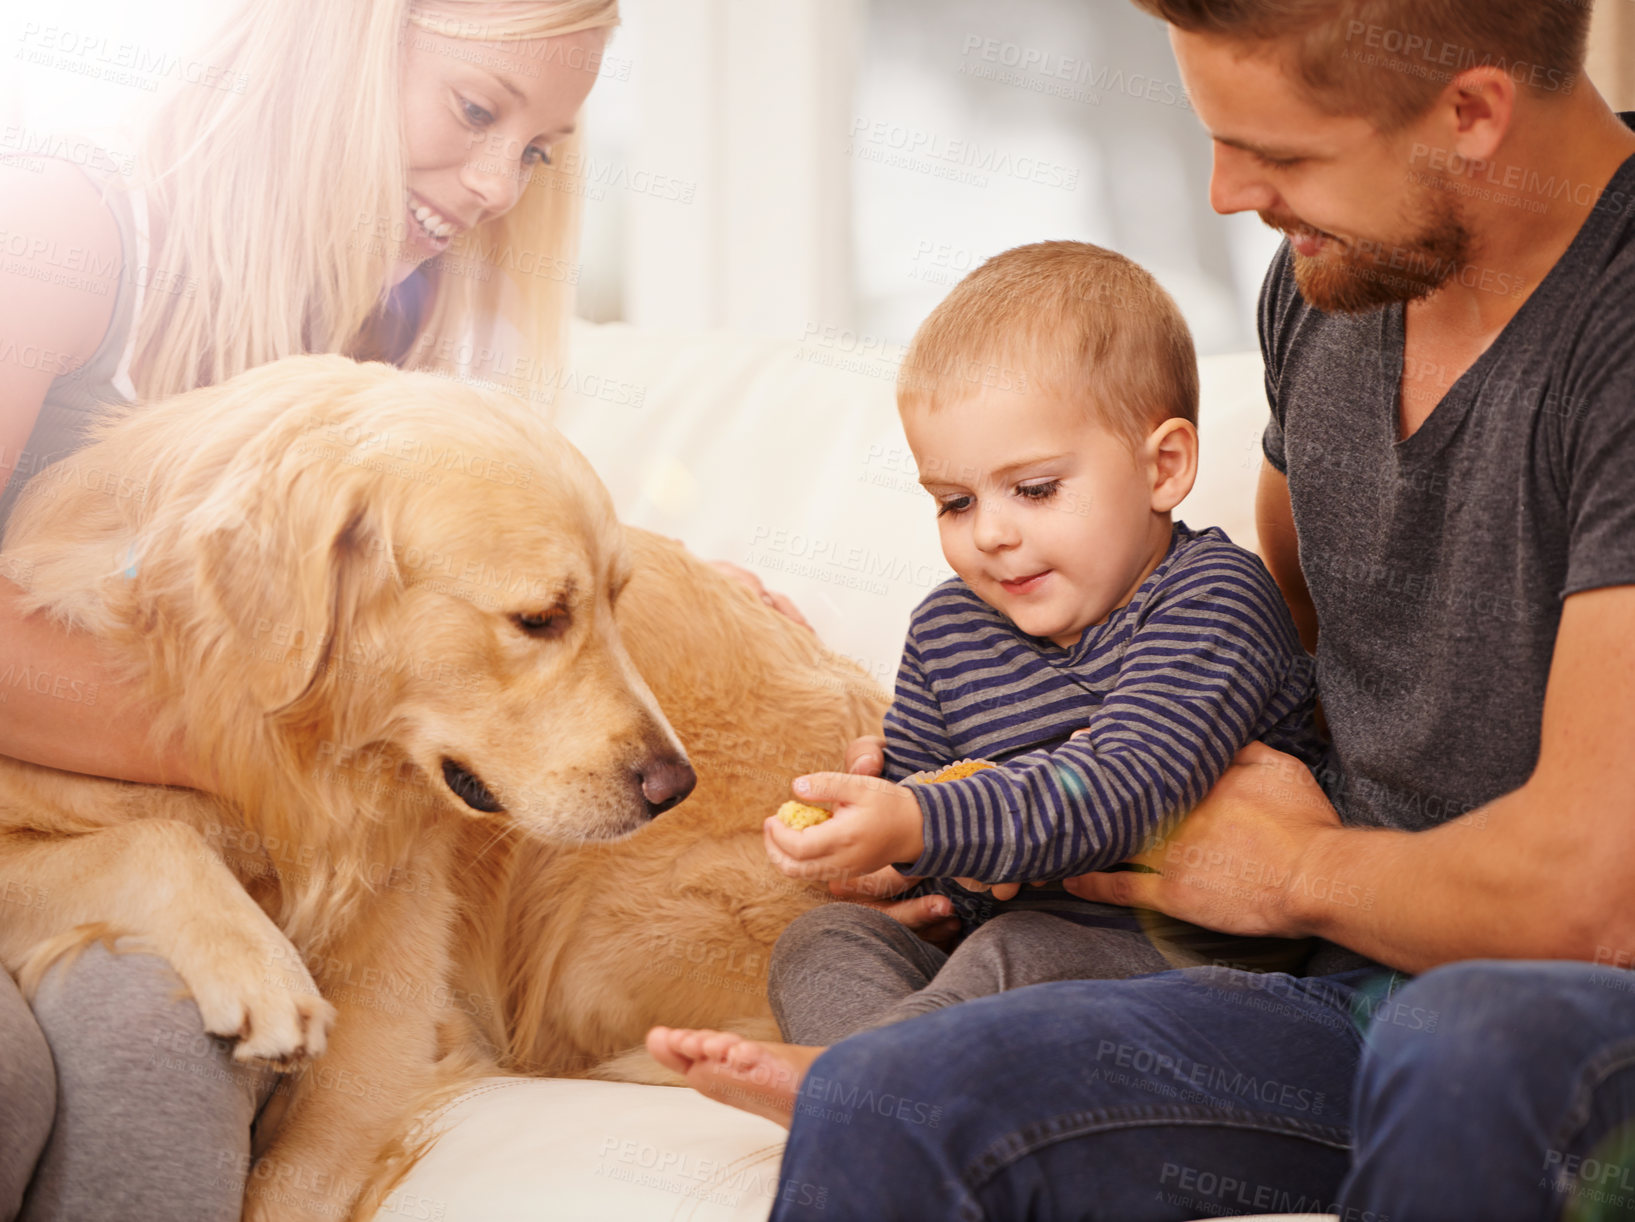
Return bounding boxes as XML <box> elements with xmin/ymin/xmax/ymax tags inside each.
<box><xmin>1261</xmin><ymin>119</ymin><xmax>1635</xmax><ymax>831</ymax></box>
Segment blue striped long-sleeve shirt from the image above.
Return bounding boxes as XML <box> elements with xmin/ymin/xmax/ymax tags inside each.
<box><xmin>884</xmin><ymin>522</ymin><xmax>1323</xmax><ymax>885</ymax></box>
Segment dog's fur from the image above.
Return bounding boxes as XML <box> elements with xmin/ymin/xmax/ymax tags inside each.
<box><xmin>0</xmin><ymin>354</ymin><xmax>887</xmax><ymax>1220</ymax></box>
<box><xmin>450</xmin><ymin>523</ymin><xmax>890</xmax><ymax>1081</ymax></box>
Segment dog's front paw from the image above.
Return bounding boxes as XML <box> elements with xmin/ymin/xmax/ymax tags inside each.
<box><xmin>176</xmin><ymin>929</ymin><xmax>336</xmax><ymax>1069</ymax></box>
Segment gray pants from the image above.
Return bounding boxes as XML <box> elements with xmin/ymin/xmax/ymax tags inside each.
<box><xmin>0</xmin><ymin>969</ymin><xmax>51</xmax><ymax>1222</ymax></box>
<box><xmin>0</xmin><ymin>945</ymin><xmax>275</xmax><ymax>1222</ymax></box>
<box><xmin>769</xmin><ymin>901</ymin><xmax>1313</xmax><ymax>1045</ymax></box>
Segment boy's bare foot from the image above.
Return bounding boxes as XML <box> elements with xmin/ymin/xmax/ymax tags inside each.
<box><xmin>646</xmin><ymin>1026</ymin><xmax>826</xmax><ymax>1129</ymax></box>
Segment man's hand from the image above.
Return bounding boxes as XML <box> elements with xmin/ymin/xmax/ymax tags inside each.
<box><xmin>1063</xmin><ymin>742</ymin><xmax>1347</xmax><ymax>938</ymax></box>
<box><xmin>827</xmin><ymin>866</ymin><xmax>961</xmax><ymax>950</ymax></box>
<box><xmin>951</xmin><ymin>877</ymin><xmax>1021</xmax><ymax>900</ymax></box>
<box><xmin>764</xmin><ymin>772</ymin><xmax>925</xmax><ymax>881</ymax></box>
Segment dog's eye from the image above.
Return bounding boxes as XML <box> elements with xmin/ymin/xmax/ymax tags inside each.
<box><xmin>512</xmin><ymin>610</ymin><xmax>570</xmax><ymax>640</ymax></box>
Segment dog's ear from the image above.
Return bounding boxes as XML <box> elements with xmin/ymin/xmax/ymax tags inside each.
<box><xmin>186</xmin><ymin>440</ymin><xmax>398</xmax><ymax>716</ymax></box>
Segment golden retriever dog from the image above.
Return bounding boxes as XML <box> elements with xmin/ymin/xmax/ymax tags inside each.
<box><xmin>448</xmin><ymin>523</ymin><xmax>891</xmax><ymax>1083</ymax></box>
<box><xmin>0</xmin><ymin>353</ymin><xmax>889</xmax><ymax>1219</ymax></box>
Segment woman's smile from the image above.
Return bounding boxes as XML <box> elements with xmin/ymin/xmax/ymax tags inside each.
<box><xmin>404</xmin><ymin>191</ymin><xmax>459</xmax><ymax>257</ymax></box>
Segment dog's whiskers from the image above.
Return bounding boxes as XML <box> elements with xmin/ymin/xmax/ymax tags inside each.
<box><xmin>468</xmin><ymin>819</ymin><xmax>520</xmax><ymax>869</ymax></box>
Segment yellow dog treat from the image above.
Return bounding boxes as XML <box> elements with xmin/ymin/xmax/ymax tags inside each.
<box><xmin>778</xmin><ymin>760</ymin><xmax>995</xmax><ymax>828</ymax></box>
<box><xmin>776</xmin><ymin>799</ymin><xmax>833</xmax><ymax>830</ymax></box>
<box><xmin>926</xmin><ymin>759</ymin><xmax>996</xmax><ymax>783</ymax></box>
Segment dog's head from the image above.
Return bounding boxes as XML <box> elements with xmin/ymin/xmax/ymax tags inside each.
<box><xmin>167</xmin><ymin>355</ymin><xmax>693</xmax><ymax>841</ymax></box>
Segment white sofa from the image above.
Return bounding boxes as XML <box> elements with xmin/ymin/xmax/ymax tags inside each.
<box><xmin>373</xmin><ymin>323</ymin><xmax>1335</xmax><ymax>1222</ymax></box>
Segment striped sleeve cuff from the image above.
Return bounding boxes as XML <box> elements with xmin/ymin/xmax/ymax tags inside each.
<box><xmin>899</xmin><ymin>772</ymin><xmax>1010</xmax><ymax>880</ymax></box>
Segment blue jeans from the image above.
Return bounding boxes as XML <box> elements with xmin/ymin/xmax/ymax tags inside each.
<box><xmin>768</xmin><ymin>960</ymin><xmax>1635</xmax><ymax>1221</ymax></box>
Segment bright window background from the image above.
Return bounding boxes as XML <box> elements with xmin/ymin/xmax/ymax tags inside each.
<box><xmin>575</xmin><ymin>0</ymin><xmax>1283</xmax><ymax>354</ymax></box>
<box><xmin>851</xmin><ymin>0</ymin><xmax>1281</xmax><ymax>356</ymax></box>
<box><xmin>8</xmin><ymin>0</ymin><xmax>1632</xmax><ymax>357</ymax></box>
<box><xmin>1</xmin><ymin>0</ymin><xmax>206</xmax><ymax>157</ymax></box>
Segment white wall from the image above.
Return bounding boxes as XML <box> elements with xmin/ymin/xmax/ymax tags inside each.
<box><xmin>1590</xmin><ymin>1</ymin><xmax>1635</xmax><ymax>112</ymax></box>
<box><xmin>1</xmin><ymin>0</ymin><xmax>210</xmax><ymax>153</ymax></box>
<box><xmin>615</xmin><ymin>0</ymin><xmax>861</xmax><ymax>337</ymax></box>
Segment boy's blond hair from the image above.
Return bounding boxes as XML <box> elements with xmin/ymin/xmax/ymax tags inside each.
<box><xmin>897</xmin><ymin>241</ymin><xmax>1199</xmax><ymax>450</ymax></box>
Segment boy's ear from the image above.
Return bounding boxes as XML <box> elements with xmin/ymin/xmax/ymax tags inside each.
<box><xmin>1146</xmin><ymin>419</ymin><xmax>1199</xmax><ymax>513</ymax></box>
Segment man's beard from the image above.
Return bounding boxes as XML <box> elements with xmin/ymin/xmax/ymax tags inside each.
<box><xmin>1262</xmin><ymin>187</ymin><xmax>1473</xmax><ymax>314</ymax></box>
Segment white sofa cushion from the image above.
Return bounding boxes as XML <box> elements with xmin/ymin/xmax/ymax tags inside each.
<box><xmin>380</xmin><ymin>1075</ymin><xmax>1338</xmax><ymax>1222</ymax></box>
<box><xmin>380</xmin><ymin>1078</ymin><xmax>787</xmax><ymax>1222</ymax></box>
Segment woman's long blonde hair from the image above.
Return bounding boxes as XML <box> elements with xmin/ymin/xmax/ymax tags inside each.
<box><xmin>131</xmin><ymin>0</ymin><xmax>619</xmax><ymax>410</ymax></box>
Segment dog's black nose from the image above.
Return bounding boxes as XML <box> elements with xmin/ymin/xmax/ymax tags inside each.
<box><xmin>639</xmin><ymin>754</ymin><xmax>697</xmax><ymax>816</ymax></box>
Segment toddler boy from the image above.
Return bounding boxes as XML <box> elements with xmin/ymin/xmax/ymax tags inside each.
<box><xmin>762</xmin><ymin>240</ymin><xmax>1325</xmax><ymax>1045</ymax></box>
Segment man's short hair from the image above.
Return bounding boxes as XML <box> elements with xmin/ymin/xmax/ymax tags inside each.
<box><xmin>897</xmin><ymin>241</ymin><xmax>1199</xmax><ymax>450</ymax></box>
<box><xmin>1129</xmin><ymin>0</ymin><xmax>1592</xmax><ymax>130</ymax></box>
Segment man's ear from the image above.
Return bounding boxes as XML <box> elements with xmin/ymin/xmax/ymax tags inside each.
<box><xmin>1146</xmin><ymin>418</ymin><xmax>1199</xmax><ymax>513</ymax></box>
<box><xmin>1427</xmin><ymin>66</ymin><xmax>1517</xmax><ymax>169</ymax></box>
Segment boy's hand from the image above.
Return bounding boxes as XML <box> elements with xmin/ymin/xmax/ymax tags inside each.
<box><xmin>763</xmin><ymin>772</ymin><xmax>925</xmax><ymax>882</ymax></box>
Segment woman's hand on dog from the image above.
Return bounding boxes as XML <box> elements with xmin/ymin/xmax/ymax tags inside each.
<box><xmin>708</xmin><ymin>559</ymin><xmax>813</xmax><ymax>631</ymax></box>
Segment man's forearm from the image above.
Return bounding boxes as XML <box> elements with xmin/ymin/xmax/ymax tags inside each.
<box><xmin>1077</xmin><ymin>591</ymin><xmax>1635</xmax><ymax>971</ymax></box>
<box><xmin>1289</xmin><ymin>783</ymin><xmax>1624</xmax><ymax>973</ymax></box>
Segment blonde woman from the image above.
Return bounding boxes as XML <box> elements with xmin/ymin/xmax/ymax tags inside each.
<box><xmin>0</xmin><ymin>3</ymin><xmax>622</xmax><ymax>1219</ymax></box>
